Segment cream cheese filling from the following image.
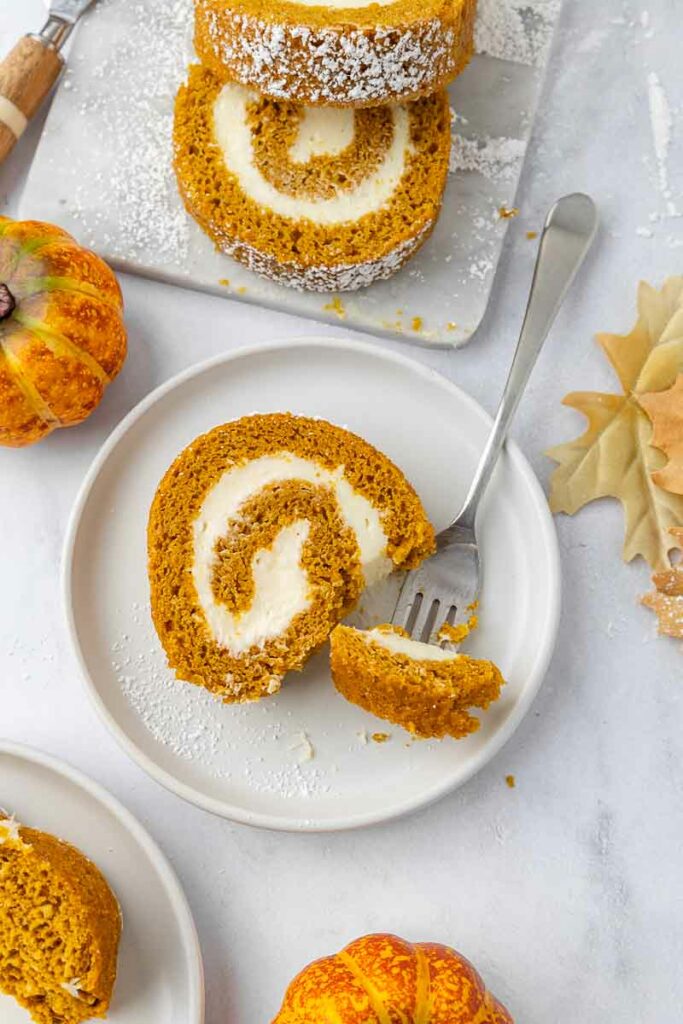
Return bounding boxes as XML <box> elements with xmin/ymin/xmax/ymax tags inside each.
<box><xmin>290</xmin><ymin>107</ymin><xmax>355</xmax><ymax>162</ymax></box>
<box><xmin>213</xmin><ymin>84</ymin><xmax>411</xmax><ymax>225</ymax></box>
<box><xmin>0</xmin><ymin>815</ymin><xmax>29</xmax><ymax>848</ymax></box>
<box><xmin>0</xmin><ymin>816</ymin><xmax>22</xmax><ymax>843</ymax></box>
<box><xmin>364</xmin><ymin>628</ymin><xmax>460</xmax><ymax>661</ymax></box>
<box><xmin>193</xmin><ymin>453</ymin><xmax>392</xmax><ymax>656</ymax></box>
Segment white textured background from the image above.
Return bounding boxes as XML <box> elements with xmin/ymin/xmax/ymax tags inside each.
<box><xmin>1</xmin><ymin>1</ymin><xmax>681</xmax><ymax>1021</ymax></box>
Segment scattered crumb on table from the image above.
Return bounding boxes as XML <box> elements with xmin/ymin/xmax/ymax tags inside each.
<box><xmin>505</xmin><ymin>774</ymin><xmax>516</xmax><ymax>789</ymax></box>
<box><xmin>410</xmin><ymin>316</ymin><xmax>423</xmax><ymax>332</ymax></box>
<box><xmin>526</xmin><ymin>231</ymin><xmax>538</xmax><ymax>240</ymax></box>
<box><xmin>218</xmin><ymin>278</ymin><xmax>230</xmax><ymax>286</ymax></box>
<box><xmin>498</xmin><ymin>206</ymin><xmax>519</xmax><ymax>219</ymax></box>
<box><xmin>372</xmin><ymin>732</ymin><xmax>391</xmax><ymax>744</ymax></box>
<box><xmin>324</xmin><ymin>296</ymin><xmax>346</xmax><ymax>319</ymax></box>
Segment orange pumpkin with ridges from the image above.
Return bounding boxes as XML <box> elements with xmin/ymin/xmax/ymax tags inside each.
<box><xmin>272</xmin><ymin>934</ymin><xmax>513</xmax><ymax>1023</ymax></box>
<box><xmin>0</xmin><ymin>216</ymin><xmax>127</xmax><ymax>447</ymax></box>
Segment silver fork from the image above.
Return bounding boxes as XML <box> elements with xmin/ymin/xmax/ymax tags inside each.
<box><xmin>392</xmin><ymin>193</ymin><xmax>598</xmax><ymax>645</ymax></box>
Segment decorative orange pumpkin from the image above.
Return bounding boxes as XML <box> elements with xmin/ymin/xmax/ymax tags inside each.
<box><xmin>0</xmin><ymin>216</ymin><xmax>127</xmax><ymax>447</ymax></box>
<box><xmin>272</xmin><ymin>934</ymin><xmax>513</xmax><ymax>1023</ymax></box>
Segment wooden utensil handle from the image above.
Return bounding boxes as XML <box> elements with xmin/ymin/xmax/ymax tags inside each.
<box><xmin>0</xmin><ymin>35</ymin><xmax>63</xmax><ymax>165</ymax></box>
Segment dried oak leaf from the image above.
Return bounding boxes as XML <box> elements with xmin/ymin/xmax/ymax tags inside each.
<box><xmin>641</xmin><ymin>529</ymin><xmax>683</xmax><ymax>638</ymax></box>
<box><xmin>548</xmin><ymin>278</ymin><xmax>683</xmax><ymax>570</ymax></box>
<box><xmin>638</xmin><ymin>374</ymin><xmax>683</xmax><ymax>496</ymax></box>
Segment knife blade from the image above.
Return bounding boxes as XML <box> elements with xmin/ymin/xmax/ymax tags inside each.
<box><xmin>0</xmin><ymin>0</ymin><xmax>99</xmax><ymax>165</ymax></box>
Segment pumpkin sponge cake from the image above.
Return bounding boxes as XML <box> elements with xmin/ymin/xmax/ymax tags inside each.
<box><xmin>330</xmin><ymin>625</ymin><xmax>504</xmax><ymax>739</ymax></box>
<box><xmin>194</xmin><ymin>0</ymin><xmax>476</xmax><ymax>107</ymax></box>
<box><xmin>173</xmin><ymin>65</ymin><xmax>451</xmax><ymax>292</ymax></box>
<box><xmin>0</xmin><ymin>815</ymin><xmax>121</xmax><ymax>1024</ymax></box>
<box><xmin>148</xmin><ymin>414</ymin><xmax>435</xmax><ymax>703</ymax></box>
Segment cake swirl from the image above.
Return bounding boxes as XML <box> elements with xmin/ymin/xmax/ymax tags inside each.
<box><xmin>148</xmin><ymin>414</ymin><xmax>435</xmax><ymax>702</ymax></box>
<box><xmin>173</xmin><ymin>65</ymin><xmax>451</xmax><ymax>292</ymax></box>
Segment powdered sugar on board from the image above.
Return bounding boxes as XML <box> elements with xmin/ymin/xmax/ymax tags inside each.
<box><xmin>59</xmin><ymin>0</ymin><xmax>193</xmax><ymax>267</ymax></box>
<box><xmin>475</xmin><ymin>0</ymin><xmax>562</xmax><ymax>66</ymax></box>
<box><xmin>450</xmin><ymin>135</ymin><xmax>526</xmax><ymax>182</ymax></box>
<box><xmin>20</xmin><ymin>0</ymin><xmax>563</xmax><ymax>346</ymax></box>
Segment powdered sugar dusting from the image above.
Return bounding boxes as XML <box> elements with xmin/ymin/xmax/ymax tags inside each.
<box><xmin>450</xmin><ymin>134</ymin><xmax>526</xmax><ymax>182</ymax></box>
<box><xmin>189</xmin><ymin>218</ymin><xmax>434</xmax><ymax>292</ymax></box>
<box><xmin>53</xmin><ymin>0</ymin><xmax>193</xmax><ymax>266</ymax></box>
<box><xmin>475</xmin><ymin>0</ymin><xmax>561</xmax><ymax>65</ymax></box>
<box><xmin>647</xmin><ymin>72</ymin><xmax>676</xmax><ymax>214</ymax></box>
<box><xmin>114</xmin><ymin>616</ymin><xmax>335</xmax><ymax>798</ymax></box>
<box><xmin>199</xmin><ymin>5</ymin><xmax>458</xmax><ymax>106</ymax></box>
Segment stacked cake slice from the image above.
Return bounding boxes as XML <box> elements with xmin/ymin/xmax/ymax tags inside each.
<box><xmin>174</xmin><ymin>0</ymin><xmax>478</xmax><ymax>291</ymax></box>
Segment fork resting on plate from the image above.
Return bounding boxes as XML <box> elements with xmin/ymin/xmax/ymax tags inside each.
<box><xmin>392</xmin><ymin>193</ymin><xmax>598</xmax><ymax>646</ymax></box>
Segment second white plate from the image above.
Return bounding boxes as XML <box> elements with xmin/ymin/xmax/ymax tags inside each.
<box><xmin>0</xmin><ymin>742</ymin><xmax>204</xmax><ymax>1024</ymax></box>
<box><xmin>64</xmin><ymin>338</ymin><xmax>560</xmax><ymax>831</ymax></box>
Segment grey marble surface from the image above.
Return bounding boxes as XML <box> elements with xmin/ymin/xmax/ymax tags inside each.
<box><xmin>1</xmin><ymin>1</ymin><xmax>681</xmax><ymax>1022</ymax></box>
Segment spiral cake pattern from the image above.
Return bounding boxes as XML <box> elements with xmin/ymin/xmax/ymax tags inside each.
<box><xmin>148</xmin><ymin>414</ymin><xmax>435</xmax><ymax>702</ymax></box>
<box><xmin>173</xmin><ymin>65</ymin><xmax>451</xmax><ymax>291</ymax></box>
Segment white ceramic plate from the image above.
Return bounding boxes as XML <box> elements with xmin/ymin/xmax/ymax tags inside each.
<box><xmin>0</xmin><ymin>742</ymin><xmax>204</xmax><ymax>1024</ymax></box>
<box><xmin>64</xmin><ymin>339</ymin><xmax>560</xmax><ymax>832</ymax></box>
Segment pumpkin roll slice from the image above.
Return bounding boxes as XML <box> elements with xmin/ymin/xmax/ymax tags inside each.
<box><xmin>195</xmin><ymin>0</ymin><xmax>476</xmax><ymax>107</ymax></box>
<box><xmin>173</xmin><ymin>65</ymin><xmax>451</xmax><ymax>292</ymax></box>
<box><xmin>0</xmin><ymin>816</ymin><xmax>121</xmax><ymax>1024</ymax></box>
<box><xmin>148</xmin><ymin>414</ymin><xmax>435</xmax><ymax>703</ymax></box>
<box><xmin>330</xmin><ymin>625</ymin><xmax>504</xmax><ymax>739</ymax></box>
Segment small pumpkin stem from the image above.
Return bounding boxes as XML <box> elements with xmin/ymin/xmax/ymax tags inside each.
<box><xmin>0</xmin><ymin>283</ymin><xmax>16</xmax><ymax>321</ymax></box>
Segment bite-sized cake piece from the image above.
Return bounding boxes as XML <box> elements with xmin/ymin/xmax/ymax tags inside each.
<box><xmin>194</xmin><ymin>0</ymin><xmax>476</xmax><ymax>108</ymax></box>
<box><xmin>0</xmin><ymin>816</ymin><xmax>121</xmax><ymax>1024</ymax></box>
<box><xmin>148</xmin><ymin>414</ymin><xmax>435</xmax><ymax>703</ymax></box>
<box><xmin>173</xmin><ymin>65</ymin><xmax>451</xmax><ymax>292</ymax></box>
<box><xmin>330</xmin><ymin>625</ymin><xmax>504</xmax><ymax>739</ymax></box>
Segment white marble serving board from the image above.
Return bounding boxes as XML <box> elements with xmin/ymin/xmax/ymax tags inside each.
<box><xmin>20</xmin><ymin>0</ymin><xmax>562</xmax><ymax>347</ymax></box>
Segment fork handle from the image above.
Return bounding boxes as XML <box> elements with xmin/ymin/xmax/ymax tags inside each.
<box><xmin>445</xmin><ymin>193</ymin><xmax>598</xmax><ymax>536</ymax></box>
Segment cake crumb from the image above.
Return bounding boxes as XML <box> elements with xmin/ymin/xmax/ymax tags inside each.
<box><xmin>505</xmin><ymin>774</ymin><xmax>516</xmax><ymax>789</ymax></box>
<box><xmin>411</xmin><ymin>316</ymin><xmax>424</xmax><ymax>331</ymax></box>
<box><xmin>372</xmin><ymin>732</ymin><xmax>391</xmax><ymax>744</ymax></box>
<box><xmin>446</xmin><ymin>321</ymin><xmax>457</xmax><ymax>331</ymax></box>
<box><xmin>324</xmin><ymin>296</ymin><xmax>347</xmax><ymax>319</ymax></box>
<box><xmin>526</xmin><ymin>230</ymin><xmax>538</xmax><ymax>240</ymax></box>
<box><xmin>498</xmin><ymin>206</ymin><xmax>519</xmax><ymax>219</ymax></box>
<box><xmin>219</xmin><ymin>278</ymin><xmax>230</xmax><ymax>286</ymax></box>
<box><xmin>438</xmin><ymin>612</ymin><xmax>479</xmax><ymax>646</ymax></box>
